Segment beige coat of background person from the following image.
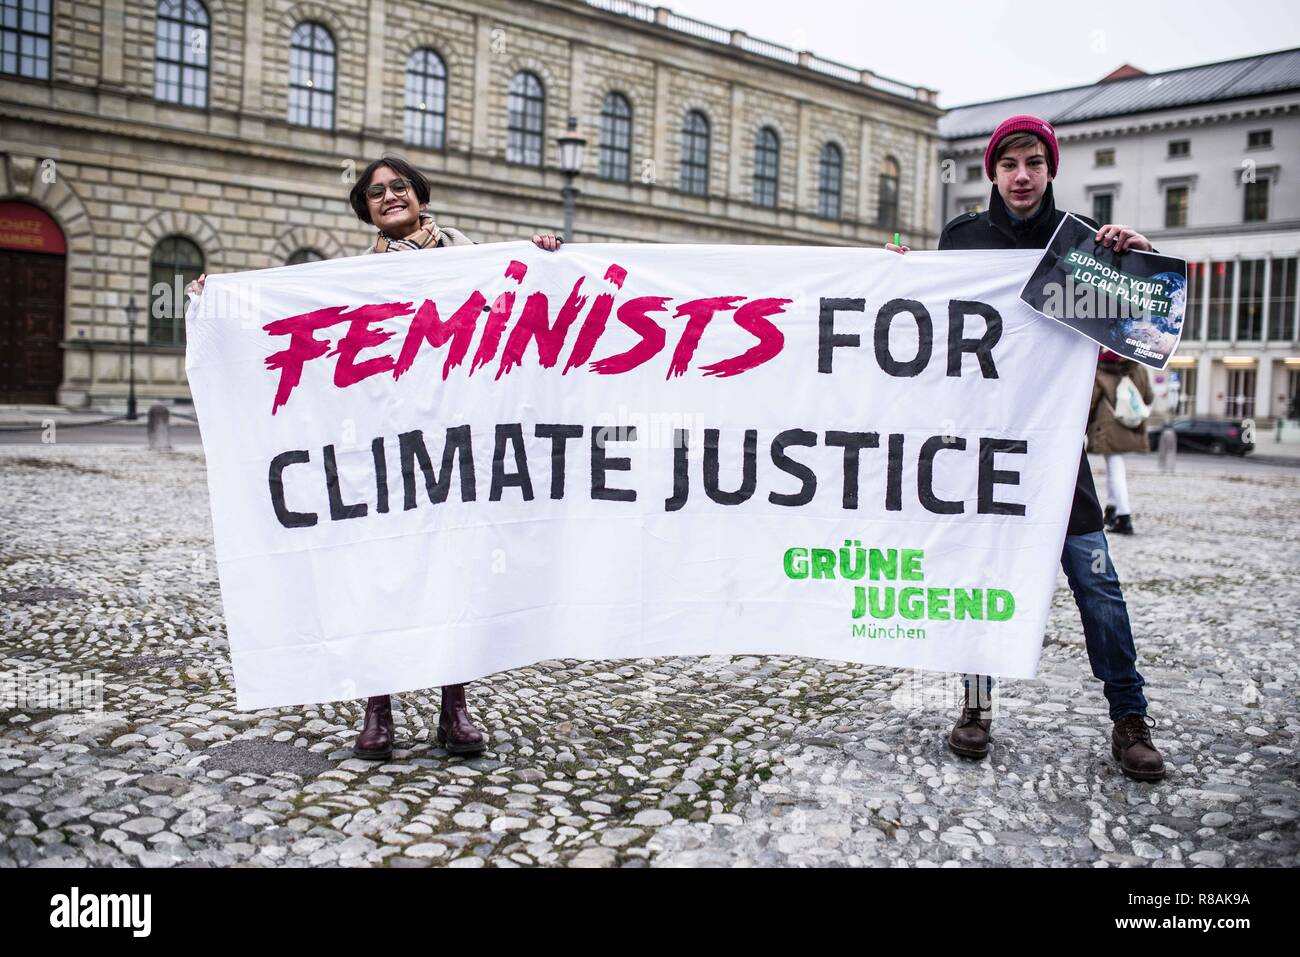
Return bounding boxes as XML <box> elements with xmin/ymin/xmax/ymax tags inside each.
<box><xmin>1088</xmin><ymin>358</ymin><xmax>1154</xmax><ymax>455</ymax></box>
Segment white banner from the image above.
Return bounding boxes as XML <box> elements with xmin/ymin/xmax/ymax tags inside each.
<box><xmin>187</xmin><ymin>243</ymin><xmax>1096</xmax><ymax>709</ymax></box>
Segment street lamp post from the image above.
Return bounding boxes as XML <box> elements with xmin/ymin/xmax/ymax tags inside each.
<box><xmin>125</xmin><ymin>300</ymin><xmax>138</xmax><ymax>421</ymax></box>
<box><xmin>555</xmin><ymin>115</ymin><xmax>587</xmax><ymax>241</ymax></box>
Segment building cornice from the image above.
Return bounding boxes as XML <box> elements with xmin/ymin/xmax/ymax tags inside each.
<box><xmin>1145</xmin><ymin>218</ymin><xmax>1300</xmax><ymax>241</ymax></box>
<box><xmin>943</xmin><ymin>98</ymin><xmax>1300</xmax><ymax>151</ymax></box>
<box><xmin>527</xmin><ymin>0</ymin><xmax>942</xmax><ymax>115</ymax></box>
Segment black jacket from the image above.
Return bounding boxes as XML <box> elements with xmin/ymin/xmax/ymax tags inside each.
<box><xmin>938</xmin><ymin>183</ymin><xmax>1104</xmax><ymax>537</ymax></box>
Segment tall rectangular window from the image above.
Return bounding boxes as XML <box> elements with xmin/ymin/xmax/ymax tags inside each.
<box><xmin>1269</xmin><ymin>257</ymin><xmax>1297</xmax><ymax>341</ymax></box>
<box><xmin>816</xmin><ymin>143</ymin><xmax>843</xmax><ymax>219</ymax></box>
<box><xmin>149</xmin><ymin>236</ymin><xmax>204</xmax><ymax>346</ymax></box>
<box><xmin>679</xmin><ymin>110</ymin><xmax>710</xmax><ymax>196</ymax></box>
<box><xmin>1173</xmin><ymin>367</ymin><xmax>1197</xmax><ymax>416</ymax></box>
<box><xmin>597</xmin><ymin>92</ymin><xmax>632</xmax><ymax>181</ymax></box>
<box><xmin>1206</xmin><ymin>260</ymin><xmax>1232</xmax><ymax>340</ymax></box>
<box><xmin>404</xmin><ymin>49</ymin><xmax>447</xmax><ymax>149</ymax></box>
<box><xmin>752</xmin><ymin>127</ymin><xmax>779</xmax><ymax>208</ymax></box>
<box><xmin>1225</xmin><ymin>368</ymin><xmax>1256</xmax><ymax>420</ymax></box>
<box><xmin>1237</xmin><ymin>259</ymin><xmax>1265</xmax><ymax>341</ymax></box>
<box><xmin>288</xmin><ymin>22</ymin><xmax>336</xmax><ymax>130</ymax></box>
<box><xmin>1091</xmin><ymin>192</ymin><xmax>1112</xmax><ymax>225</ymax></box>
<box><xmin>506</xmin><ymin>71</ymin><xmax>545</xmax><ymax>166</ymax></box>
<box><xmin>1244</xmin><ymin>179</ymin><xmax>1269</xmax><ymax>222</ymax></box>
<box><xmin>0</xmin><ymin>0</ymin><xmax>51</xmax><ymax>79</ymax></box>
<box><xmin>155</xmin><ymin>0</ymin><xmax>210</xmax><ymax>108</ymax></box>
<box><xmin>1164</xmin><ymin>186</ymin><xmax>1188</xmax><ymax>228</ymax></box>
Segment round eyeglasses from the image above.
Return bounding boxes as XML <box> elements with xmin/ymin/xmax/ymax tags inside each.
<box><xmin>365</xmin><ymin>178</ymin><xmax>412</xmax><ymax>201</ymax></box>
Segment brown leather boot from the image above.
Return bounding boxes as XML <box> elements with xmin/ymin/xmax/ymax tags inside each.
<box><xmin>1112</xmin><ymin>714</ymin><xmax>1165</xmax><ymax>781</ymax></box>
<box><xmin>948</xmin><ymin>705</ymin><xmax>992</xmax><ymax>759</ymax></box>
<box><xmin>437</xmin><ymin>683</ymin><xmax>486</xmax><ymax>756</ymax></box>
<box><xmin>353</xmin><ymin>695</ymin><xmax>395</xmax><ymax>760</ymax></box>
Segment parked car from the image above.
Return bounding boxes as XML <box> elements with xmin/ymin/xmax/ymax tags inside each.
<box><xmin>1147</xmin><ymin>417</ymin><xmax>1254</xmax><ymax>456</ymax></box>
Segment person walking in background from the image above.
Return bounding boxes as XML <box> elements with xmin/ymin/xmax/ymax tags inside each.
<box><xmin>1089</xmin><ymin>349</ymin><xmax>1154</xmax><ymax>536</ymax></box>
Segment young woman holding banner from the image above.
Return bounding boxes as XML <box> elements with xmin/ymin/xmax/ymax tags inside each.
<box><xmin>188</xmin><ymin>154</ymin><xmax>562</xmax><ymax>760</ymax></box>
<box><xmin>350</xmin><ymin>155</ymin><xmax>561</xmax><ymax>759</ymax></box>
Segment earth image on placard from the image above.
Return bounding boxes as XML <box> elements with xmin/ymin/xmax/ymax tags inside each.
<box><xmin>1104</xmin><ymin>270</ymin><xmax>1185</xmax><ymax>356</ymax></box>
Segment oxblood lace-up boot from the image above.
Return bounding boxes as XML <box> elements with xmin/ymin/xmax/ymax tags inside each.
<box><xmin>353</xmin><ymin>695</ymin><xmax>394</xmax><ymax>761</ymax></box>
<box><xmin>1112</xmin><ymin>713</ymin><xmax>1165</xmax><ymax>781</ymax></box>
<box><xmin>948</xmin><ymin>704</ymin><xmax>992</xmax><ymax>759</ymax></box>
<box><xmin>437</xmin><ymin>684</ymin><xmax>486</xmax><ymax>756</ymax></box>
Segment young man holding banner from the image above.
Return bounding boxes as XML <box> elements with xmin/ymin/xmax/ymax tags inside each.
<box><xmin>889</xmin><ymin>115</ymin><xmax>1165</xmax><ymax>780</ymax></box>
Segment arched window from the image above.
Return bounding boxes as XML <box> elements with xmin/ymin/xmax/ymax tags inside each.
<box><xmin>1</xmin><ymin>0</ymin><xmax>51</xmax><ymax>79</ymax></box>
<box><xmin>598</xmin><ymin>92</ymin><xmax>632</xmax><ymax>181</ymax></box>
<box><xmin>149</xmin><ymin>236</ymin><xmax>204</xmax><ymax>346</ymax></box>
<box><xmin>506</xmin><ymin>71</ymin><xmax>545</xmax><ymax>166</ymax></box>
<box><xmin>286</xmin><ymin>248</ymin><xmax>324</xmax><ymax>265</ymax></box>
<box><xmin>817</xmin><ymin>142</ymin><xmax>843</xmax><ymax>219</ymax></box>
<box><xmin>680</xmin><ymin>110</ymin><xmax>710</xmax><ymax>196</ymax></box>
<box><xmin>753</xmin><ymin>126</ymin><xmax>779</xmax><ymax>208</ymax></box>
<box><xmin>288</xmin><ymin>22</ymin><xmax>335</xmax><ymax>130</ymax></box>
<box><xmin>878</xmin><ymin>155</ymin><xmax>901</xmax><ymax>230</ymax></box>
<box><xmin>404</xmin><ymin>48</ymin><xmax>446</xmax><ymax>149</ymax></box>
<box><xmin>154</xmin><ymin>0</ymin><xmax>209</xmax><ymax>107</ymax></box>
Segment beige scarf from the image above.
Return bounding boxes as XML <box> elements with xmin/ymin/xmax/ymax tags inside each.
<box><xmin>372</xmin><ymin>210</ymin><xmax>443</xmax><ymax>254</ymax></box>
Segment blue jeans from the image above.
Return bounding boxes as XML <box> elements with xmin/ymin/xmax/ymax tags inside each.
<box><xmin>965</xmin><ymin>530</ymin><xmax>1148</xmax><ymax>720</ymax></box>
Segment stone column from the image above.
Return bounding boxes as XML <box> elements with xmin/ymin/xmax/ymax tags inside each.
<box><xmin>924</xmin><ymin>135</ymin><xmax>939</xmax><ymax>240</ymax></box>
<box><xmin>100</xmin><ymin>0</ymin><xmax>125</xmax><ymax>85</ymax></box>
<box><xmin>1196</xmin><ymin>354</ymin><xmax>1214</xmax><ymax>416</ymax></box>
<box><xmin>568</xmin><ymin>41</ymin><xmax>586</xmax><ymax>137</ymax></box>
<box><xmin>794</xmin><ymin>101</ymin><xmax>811</xmax><ymax>211</ymax></box>
<box><xmin>363</xmin><ymin>0</ymin><xmax>388</xmax><ymax>133</ymax></box>
<box><xmin>857</xmin><ymin>118</ymin><xmax>874</xmax><ymax>224</ymax></box>
<box><xmin>471</xmin><ymin>17</ymin><xmax>495</xmax><ymax>155</ymax></box>
<box><xmin>911</xmin><ymin>131</ymin><xmax>927</xmax><ymax>234</ymax></box>
<box><xmin>1261</xmin><ymin>258</ymin><xmax>1272</xmax><ymax>347</ymax></box>
<box><xmin>726</xmin><ymin>84</ymin><xmax>744</xmax><ymax>200</ymax></box>
<box><xmin>241</xmin><ymin>0</ymin><xmax>266</xmax><ymax>116</ymax></box>
<box><xmin>652</xmin><ymin>63</ymin><xmax>671</xmax><ymax>189</ymax></box>
<box><xmin>1197</xmin><ymin>259</ymin><xmax>1210</xmax><ymax>343</ymax></box>
<box><xmin>1256</xmin><ymin>356</ymin><xmax>1274</xmax><ymax>420</ymax></box>
<box><xmin>1228</xmin><ymin>259</ymin><xmax>1241</xmax><ymax>343</ymax></box>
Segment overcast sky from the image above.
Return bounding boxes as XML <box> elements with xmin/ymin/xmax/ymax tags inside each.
<box><xmin>662</xmin><ymin>0</ymin><xmax>1300</xmax><ymax>107</ymax></box>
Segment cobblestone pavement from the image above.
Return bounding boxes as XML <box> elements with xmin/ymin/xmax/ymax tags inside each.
<box><xmin>1</xmin><ymin>446</ymin><xmax>1296</xmax><ymax>868</ymax></box>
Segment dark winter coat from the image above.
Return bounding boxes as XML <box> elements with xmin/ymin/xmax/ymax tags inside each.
<box><xmin>938</xmin><ymin>183</ymin><xmax>1105</xmax><ymax>537</ymax></box>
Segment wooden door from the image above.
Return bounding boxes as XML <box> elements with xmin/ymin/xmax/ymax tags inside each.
<box><xmin>0</xmin><ymin>249</ymin><xmax>66</xmax><ymax>403</ymax></box>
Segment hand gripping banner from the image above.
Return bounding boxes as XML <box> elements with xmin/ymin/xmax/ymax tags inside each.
<box><xmin>186</xmin><ymin>243</ymin><xmax>1097</xmax><ymax>709</ymax></box>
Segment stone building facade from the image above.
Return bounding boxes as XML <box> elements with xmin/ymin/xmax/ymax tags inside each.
<box><xmin>938</xmin><ymin>49</ymin><xmax>1300</xmax><ymax>423</ymax></box>
<box><xmin>0</xmin><ymin>0</ymin><xmax>940</xmax><ymax>408</ymax></box>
